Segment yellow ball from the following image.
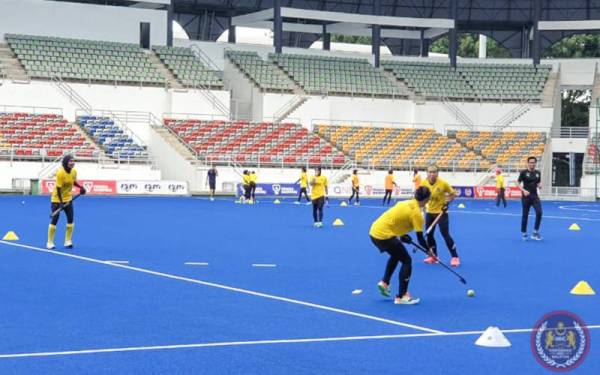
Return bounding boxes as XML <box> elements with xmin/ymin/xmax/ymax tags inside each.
<box><xmin>467</xmin><ymin>289</ymin><xmax>475</xmax><ymax>297</ymax></box>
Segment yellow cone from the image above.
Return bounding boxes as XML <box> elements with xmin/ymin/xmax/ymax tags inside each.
<box><xmin>274</xmin><ymin>199</ymin><xmax>281</xmax><ymax>204</ymax></box>
<box><xmin>340</xmin><ymin>201</ymin><xmax>348</xmax><ymax>207</ymax></box>
<box><xmin>570</xmin><ymin>281</ymin><xmax>595</xmax><ymax>295</ymax></box>
<box><xmin>569</xmin><ymin>223</ymin><xmax>581</xmax><ymax>231</ymax></box>
<box><xmin>2</xmin><ymin>231</ymin><xmax>19</xmax><ymax>241</ymax></box>
<box><xmin>333</xmin><ymin>218</ymin><xmax>344</xmax><ymax>226</ymax></box>
<box><xmin>458</xmin><ymin>203</ymin><xmax>466</xmax><ymax>209</ymax></box>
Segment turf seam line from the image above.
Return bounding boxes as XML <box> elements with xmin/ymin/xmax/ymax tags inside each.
<box><xmin>1</xmin><ymin>326</ymin><xmax>599</xmax><ymax>359</ymax></box>
<box><xmin>0</xmin><ymin>240</ymin><xmax>443</xmax><ymax>334</ymax></box>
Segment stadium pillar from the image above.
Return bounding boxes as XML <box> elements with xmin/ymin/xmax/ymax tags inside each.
<box><xmin>532</xmin><ymin>0</ymin><xmax>541</xmax><ymax>66</ymax></box>
<box><xmin>420</xmin><ymin>30</ymin><xmax>429</xmax><ymax>57</ymax></box>
<box><xmin>166</xmin><ymin>1</ymin><xmax>174</xmax><ymax>47</ymax></box>
<box><xmin>372</xmin><ymin>0</ymin><xmax>381</xmax><ymax>67</ymax></box>
<box><xmin>449</xmin><ymin>0</ymin><xmax>458</xmax><ymax>68</ymax></box>
<box><xmin>228</xmin><ymin>24</ymin><xmax>236</xmax><ymax>43</ymax></box>
<box><xmin>322</xmin><ymin>24</ymin><xmax>330</xmax><ymax>50</ymax></box>
<box><xmin>274</xmin><ymin>0</ymin><xmax>283</xmax><ymax>54</ymax></box>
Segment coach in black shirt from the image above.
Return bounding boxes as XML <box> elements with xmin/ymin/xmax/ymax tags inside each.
<box><xmin>517</xmin><ymin>156</ymin><xmax>543</xmax><ymax>241</ymax></box>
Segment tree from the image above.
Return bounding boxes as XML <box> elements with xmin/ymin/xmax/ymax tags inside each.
<box><xmin>544</xmin><ymin>34</ymin><xmax>600</xmax><ymax>58</ymax></box>
<box><xmin>429</xmin><ymin>34</ymin><xmax>510</xmax><ymax>58</ymax></box>
<box><xmin>561</xmin><ymin>90</ymin><xmax>590</xmax><ymax>127</ymax></box>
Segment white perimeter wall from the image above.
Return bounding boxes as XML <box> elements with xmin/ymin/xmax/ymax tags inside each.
<box><xmin>551</xmin><ymin>138</ymin><xmax>588</xmax><ymax>153</ymax></box>
<box><xmin>0</xmin><ymin>81</ymin><xmax>230</xmax><ymax>144</ymax></box>
<box><xmin>0</xmin><ymin>0</ymin><xmax>167</xmax><ymax>45</ymax></box>
<box><xmin>261</xmin><ymin>93</ymin><xmax>554</xmax><ymax>133</ymax></box>
<box><xmin>0</xmin><ymin>161</ymin><xmax>161</xmax><ymax>190</ymax></box>
<box><xmin>193</xmin><ymin>167</ymin><xmax>513</xmax><ymax>195</ymax></box>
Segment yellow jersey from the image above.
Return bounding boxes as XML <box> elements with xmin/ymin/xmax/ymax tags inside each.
<box><xmin>51</xmin><ymin>167</ymin><xmax>77</xmax><ymax>203</ymax></box>
<box><xmin>385</xmin><ymin>174</ymin><xmax>394</xmax><ymax>190</ymax></box>
<box><xmin>352</xmin><ymin>174</ymin><xmax>359</xmax><ymax>188</ymax></box>
<box><xmin>496</xmin><ymin>174</ymin><xmax>505</xmax><ymax>189</ymax></box>
<box><xmin>250</xmin><ymin>173</ymin><xmax>257</xmax><ymax>183</ymax></box>
<box><xmin>311</xmin><ymin>175</ymin><xmax>328</xmax><ymax>200</ymax></box>
<box><xmin>419</xmin><ymin>177</ymin><xmax>455</xmax><ymax>214</ymax></box>
<box><xmin>369</xmin><ymin>199</ymin><xmax>424</xmax><ymax>240</ymax></box>
<box><xmin>413</xmin><ymin>174</ymin><xmax>422</xmax><ymax>189</ymax></box>
<box><xmin>300</xmin><ymin>172</ymin><xmax>308</xmax><ymax>188</ymax></box>
<box><xmin>243</xmin><ymin>174</ymin><xmax>251</xmax><ymax>185</ymax></box>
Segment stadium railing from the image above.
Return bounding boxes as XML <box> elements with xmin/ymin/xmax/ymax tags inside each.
<box><xmin>550</xmin><ymin>127</ymin><xmax>589</xmax><ymax>138</ymax></box>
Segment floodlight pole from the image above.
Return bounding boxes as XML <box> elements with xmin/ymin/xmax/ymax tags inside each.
<box><xmin>449</xmin><ymin>0</ymin><xmax>458</xmax><ymax>68</ymax></box>
<box><xmin>532</xmin><ymin>0</ymin><xmax>541</xmax><ymax>66</ymax></box>
<box><xmin>274</xmin><ymin>0</ymin><xmax>283</xmax><ymax>53</ymax></box>
<box><xmin>167</xmin><ymin>1</ymin><xmax>174</xmax><ymax>47</ymax></box>
<box><xmin>420</xmin><ymin>30</ymin><xmax>429</xmax><ymax>57</ymax></box>
<box><xmin>372</xmin><ymin>0</ymin><xmax>381</xmax><ymax>67</ymax></box>
<box><xmin>228</xmin><ymin>23</ymin><xmax>237</xmax><ymax>43</ymax></box>
<box><xmin>323</xmin><ymin>24</ymin><xmax>330</xmax><ymax>50</ymax></box>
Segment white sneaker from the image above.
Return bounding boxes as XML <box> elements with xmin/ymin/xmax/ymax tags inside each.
<box><xmin>294</xmin><ymin>201</ymin><xmax>300</xmax><ymax>205</ymax></box>
<box><xmin>354</xmin><ymin>202</ymin><xmax>360</xmax><ymax>206</ymax></box>
<box><xmin>64</xmin><ymin>240</ymin><xmax>73</xmax><ymax>249</ymax></box>
<box><xmin>46</xmin><ymin>242</ymin><xmax>55</xmax><ymax>250</ymax></box>
<box><xmin>210</xmin><ymin>197</ymin><xmax>214</xmax><ymax>201</ymax></box>
<box><xmin>305</xmin><ymin>201</ymin><xmax>311</xmax><ymax>205</ymax></box>
<box><xmin>394</xmin><ymin>294</ymin><xmax>420</xmax><ymax>305</ymax></box>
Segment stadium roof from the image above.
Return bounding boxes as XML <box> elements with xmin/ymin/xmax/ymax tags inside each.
<box><xmin>52</xmin><ymin>1</ymin><xmax>600</xmax><ymax>58</ymax></box>
<box><xmin>171</xmin><ymin>0</ymin><xmax>600</xmax><ymax>57</ymax></box>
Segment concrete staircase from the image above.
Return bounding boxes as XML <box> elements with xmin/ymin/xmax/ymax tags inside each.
<box><xmin>152</xmin><ymin>125</ymin><xmax>198</xmax><ymax>162</ymax></box>
<box><xmin>148</xmin><ymin>51</ymin><xmax>184</xmax><ymax>89</ymax></box>
<box><xmin>542</xmin><ymin>72</ymin><xmax>559</xmax><ymax>108</ymax></box>
<box><xmin>381</xmin><ymin>69</ymin><xmax>415</xmax><ymax>99</ymax></box>
<box><xmin>71</xmin><ymin>121</ymin><xmax>109</xmax><ymax>159</ymax></box>
<box><xmin>0</xmin><ymin>42</ymin><xmax>29</xmax><ymax>81</ymax></box>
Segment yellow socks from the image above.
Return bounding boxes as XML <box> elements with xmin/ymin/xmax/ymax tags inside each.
<box><xmin>65</xmin><ymin>223</ymin><xmax>74</xmax><ymax>246</ymax></box>
<box><xmin>47</xmin><ymin>224</ymin><xmax>56</xmax><ymax>249</ymax></box>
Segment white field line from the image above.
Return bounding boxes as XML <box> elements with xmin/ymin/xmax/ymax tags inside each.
<box><xmin>0</xmin><ymin>241</ymin><xmax>442</xmax><ymax>335</ymax></box>
<box><xmin>1</xmin><ymin>325</ymin><xmax>599</xmax><ymax>359</ymax></box>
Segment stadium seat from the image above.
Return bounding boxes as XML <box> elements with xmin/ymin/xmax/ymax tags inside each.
<box><xmin>6</xmin><ymin>34</ymin><xmax>165</xmax><ymax>85</ymax></box>
<box><xmin>77</xmin><ymin>116</ymin><xmax>149</xmax><ymax>160</ymax></box>
<box><xmin>225</xmin><ymin>50</ymin><xmax>295</xmax><ymax>92</ymax></box>
<box><xmin>448</xmin><ymin>130</ymin><xmax>546</xmax><ymax>168</ymax></box>
<box><xmin>382</xmin><ymin>60</ymin><xmax>551</xmax><ymax>101</ymax></box>
<box><xmin>315</xmin><ymin>124</ymin><xmax>489</xmax><ymax>170</ymax></box>
<box><xmin>0</xmin><ymin>112</ymin><xmax>100</xmax><ymax>160</ymax></box>
<box><xmin>164</xmin><ymin>118</ymin><xmax>347</xmax><ymax>167</ymax></box>
<box><xmin>270</xmin><ymin>53</ymin><xmax>407</xmax><ymax>97</ymax></box>
<box><xmin>153</xmin><ymin>46</ymin><xmax>223</xmax><ymax>88</ymax></box>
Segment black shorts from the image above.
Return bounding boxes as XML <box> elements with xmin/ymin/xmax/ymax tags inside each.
<box><xmin>209</xmin><ymin>182</ymin><xmax>216</xmax><ymax>190</ymax></box>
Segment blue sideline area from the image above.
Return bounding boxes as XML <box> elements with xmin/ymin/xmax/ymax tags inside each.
<box><xmin>0</xmin><ymin>196</ymin><xmax>598</xmax><ymax>374</ymax></box>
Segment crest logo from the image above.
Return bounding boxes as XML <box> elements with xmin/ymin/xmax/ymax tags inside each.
<box><xmin>83</xmin><ymin>182</ymin><xmax>93</xmax><ymax>192</ymax></box>
<box><xmin>272</xmin><ymin>184</ymin><xmax>281</xmax><ymax>195</ymax></box>
<box><xmin>531</xmin><ymin>311</ymin><xmax>590</xmax><ymax>371</ymax></box>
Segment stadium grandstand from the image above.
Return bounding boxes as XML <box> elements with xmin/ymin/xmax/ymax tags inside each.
<box><xmin>0</xmin><ymin>0</ymin><xmax>600</xmax><ymax>373</ymax></box>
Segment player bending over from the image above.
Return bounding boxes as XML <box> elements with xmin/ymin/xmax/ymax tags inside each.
<box><xmin>369</xmin><ymin>186</ymin><xmax>431</xmax><ymax>305</ymax></box>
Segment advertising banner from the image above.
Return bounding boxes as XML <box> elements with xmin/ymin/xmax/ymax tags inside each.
<box><xmin>236</xmin><ymin>183</ymin><xmax>300</xmax><ymax>197</ymax></box>
<box><xmin>41</xmin><ymin>179</ymin><xmax>117</xmax><ymax>195</ymax></box>
<box><xmin>117</xmin><ymin>180</ymin><xmax>188</xmax><ymax>195</ymax></box>
<box><xmin>474</xmin><ymin>186</ymin><xmax>522</xmax><ymax>199</ymax></box>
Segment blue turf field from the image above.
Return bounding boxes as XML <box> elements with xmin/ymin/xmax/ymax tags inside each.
<box><xmin>0</xmin><ymin>195</ymin><xmax>598</xmax><ymax>374</ymax></box>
